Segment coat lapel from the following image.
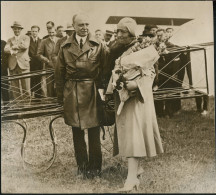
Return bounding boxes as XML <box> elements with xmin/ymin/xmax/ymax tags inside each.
<box><xmin>67</xmin><ymin>40</ymin><xmax>80</xmax><ymax>57</ymax></box>
<box><xmin>47</xmin><ymin>38</ymin><xmax>55</xmax><ymax>51</ymax></box>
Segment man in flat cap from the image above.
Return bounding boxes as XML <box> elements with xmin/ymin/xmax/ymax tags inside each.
<box><xmin>104</xmin><ymin>30</ymin><xmax>114</xmax><ymax>47</ymax></box>
<box><xmin>55</xmin><ymin>13</ymin><xmax>108</xmax><ymax>179</ymax></box>
<box><xmin>4</xmin><ymin>21</ymin><xmax>31</xmax><ymax>101</ymax></box>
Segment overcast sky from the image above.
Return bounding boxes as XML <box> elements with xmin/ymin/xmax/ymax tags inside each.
<box><xmin>1</xmin><ymin>1</ymin><xmax>213</xmax><ymax>41</ymax></box>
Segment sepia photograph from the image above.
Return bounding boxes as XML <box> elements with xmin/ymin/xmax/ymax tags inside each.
<box><xmin>1</xmin><ymin>1</ymin><xmax>215</xmax><ymax>193</ymax></box>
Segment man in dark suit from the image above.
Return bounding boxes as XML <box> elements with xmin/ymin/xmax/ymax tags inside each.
<box><xmin>1</xmin><ymin>40</ymin><xmax>10</xmax><ymax>105</ymax></box>
<box><xmin>37</xmin><ymin>27</ymin><xmax>59</xmax><ymax>97</ymax></box>
<box><xmin>29</xmin><ymin>25</ymin><xmax>43</xmax><ymax>98</ymax></box>
<box><xmin>43</xmin><ymin>21</ymin><xmax>55</xmax><ymax>40</ymax></box>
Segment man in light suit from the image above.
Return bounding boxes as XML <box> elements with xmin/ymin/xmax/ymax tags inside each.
<box><xmin>37</xmin><ymin>27</ymin><xmax>59</xmax><ymax>97</ymax></box>
<box><xmin>29</xmin><ymin>25</ymin><xmax>43</xmax><ymax>98</ymax></box>
<box><xmin>4</xmin><ymin>21</ymin><xmax>31</xmax><ymax>101</ymax></box>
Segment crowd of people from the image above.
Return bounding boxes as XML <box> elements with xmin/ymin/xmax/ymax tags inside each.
<box><xmin>1</xmin><ymin>14</ymin><xmax>209</xmax><ymax>192</ymax></box>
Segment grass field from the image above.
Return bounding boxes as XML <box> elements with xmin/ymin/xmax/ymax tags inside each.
<box><xmin>1</xmin><ymin>97</ymin><xmax>216</xmax><ymax>193</ymax></box>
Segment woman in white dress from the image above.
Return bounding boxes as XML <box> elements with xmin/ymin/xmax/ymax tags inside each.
<box><xmin>106</xmin><ymin>17</ymin><xmax>164</xmax><ymax>192</ymax></box>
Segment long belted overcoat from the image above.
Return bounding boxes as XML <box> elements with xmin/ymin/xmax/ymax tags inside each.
<box><xmin>55</xmin><ymin>32</ymin><xmax>108</xmax><ymax>129</ymax></box>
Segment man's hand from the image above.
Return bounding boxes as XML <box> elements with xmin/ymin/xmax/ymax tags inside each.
<box><xmin>45</xmin><ymin>58</ymin><xmax>50</xmax><ymax>63</ymax></box>
<box><xmin>125</xmin><ymin>81</ymin><xmax>138</xmax><ymax>91</ymax></box>
<box><xmin>12</xmin><ymin>45</ymin><xmax>19</xmax><ymax>50</ymax></box>
<box><xmin>153</xmin><ymin>85</ymin><xmax>158</xmax><ymax>91</ymax></box>
<box><xmin>10</xmin><ymin>49</ymin><xmax>18</xmax><ymax>55</ymax></box>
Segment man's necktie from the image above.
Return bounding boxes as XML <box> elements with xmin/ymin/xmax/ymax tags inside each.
<box><xmin>80</xmin><ymin>38</ymin><xmax>83</xmax><ymax>49</ymax></box>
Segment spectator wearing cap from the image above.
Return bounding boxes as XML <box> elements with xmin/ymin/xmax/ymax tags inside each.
<box><xmin>26</xmin><ymin>30</ymin><xmax>32</xmax><ymax>36</ymax></box>
<box><xmin>141</xmin><ymin>29</ymin><xmax>154</xmax><ymax>38</ymax></box>
<box><xmin>109</xmin><ymin>29</ymin><xmax>118</xmax><ymax>48</ymax></box>
<box><xmin>56</xmin><ymin>25</ymin><xmax>65</xmax><ymax>38</ymax></box>
<box><xmin>104</xmin><ymin>30</ymin><xmax>113</xmax><ymax>47</ymax></box>
<box><xmin>4</xmin><ymin>21</ymin><xmax>31</xmax><ymax>101</ymax></box>
<box><xmin>43</xmin><ymin>21</ymin><xmax>55</xmax><ymax>39</ymax></box>
<box><xmin>29</xmin><ymin>25</ymin><xmax>43</xmax><ymax>98</ymax></box>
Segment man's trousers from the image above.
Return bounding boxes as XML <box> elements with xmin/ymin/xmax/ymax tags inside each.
<box><xmin>72</xmin><ymin>126</ymin><xmax>102</xmax><ymax>172</ymax></box>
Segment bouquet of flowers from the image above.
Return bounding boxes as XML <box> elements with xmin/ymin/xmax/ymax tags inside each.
<box><xmin>112</xmin><ymin>39</ymin><xmax>160</xmax><ymax>115</ymax></box>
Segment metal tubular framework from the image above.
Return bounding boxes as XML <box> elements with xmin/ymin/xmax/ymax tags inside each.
<box><xmin>1</xmin><ymin>46</ymin><xmax>209</xmax><ymax>172</ymax></box>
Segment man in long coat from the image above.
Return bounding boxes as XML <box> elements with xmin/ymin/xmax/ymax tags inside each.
<box><xmin>55</xmin><ymin>14</ymin><xmax>107</xmax><ymax>179</ymax></box>
<box><xmin>37</xmin><ymin>27</ymin><xmax>59</xmax><ymax>97</ymax></box>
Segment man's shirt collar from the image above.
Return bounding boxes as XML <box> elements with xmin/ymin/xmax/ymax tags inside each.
<box><xmin>49</xmin><ymin>36</ymin><xmax>57</xmax><ymax>44</ymax></box>
<box><xmin>32</xmin><ymin>36</ymin><xmax>38</xmax><ymax>42</ymax></box>
<box><xmin>14</xmin><ymin>35</ymin><xmax>21</xmax><ymax>41</ymax></box>
<box><xmin>75</xmin><ymin>34</ymin><xmax>87</xmax><ymax>46</ymax></box>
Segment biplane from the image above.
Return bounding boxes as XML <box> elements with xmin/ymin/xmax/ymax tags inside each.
<box><xmin>1</xmin><ymin>16</ymin><xmax>211</xmax><ymax>172</ymax></box>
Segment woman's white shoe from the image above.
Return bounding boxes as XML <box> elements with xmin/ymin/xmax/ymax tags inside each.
<box><xmin>117</xmin><ymin>178</ymin><xmax>140</xmax><ymax>192</ymax></box>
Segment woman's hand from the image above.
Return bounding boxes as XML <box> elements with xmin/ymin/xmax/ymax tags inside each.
<box><xmin>126</xmin><ymin>81</ymin><xmax>138</xmax><ymax>91</ymax></box>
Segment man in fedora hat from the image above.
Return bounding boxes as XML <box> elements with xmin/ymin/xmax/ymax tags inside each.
<box><xmin>4</xmin><ymin>21</ymin><xmax>31</xmax><ymax>101</ymax></box>
<box><xmin>26</xmin><ymin>30</ymin><xmax>32</xmax><ymax>36</ymax></box>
